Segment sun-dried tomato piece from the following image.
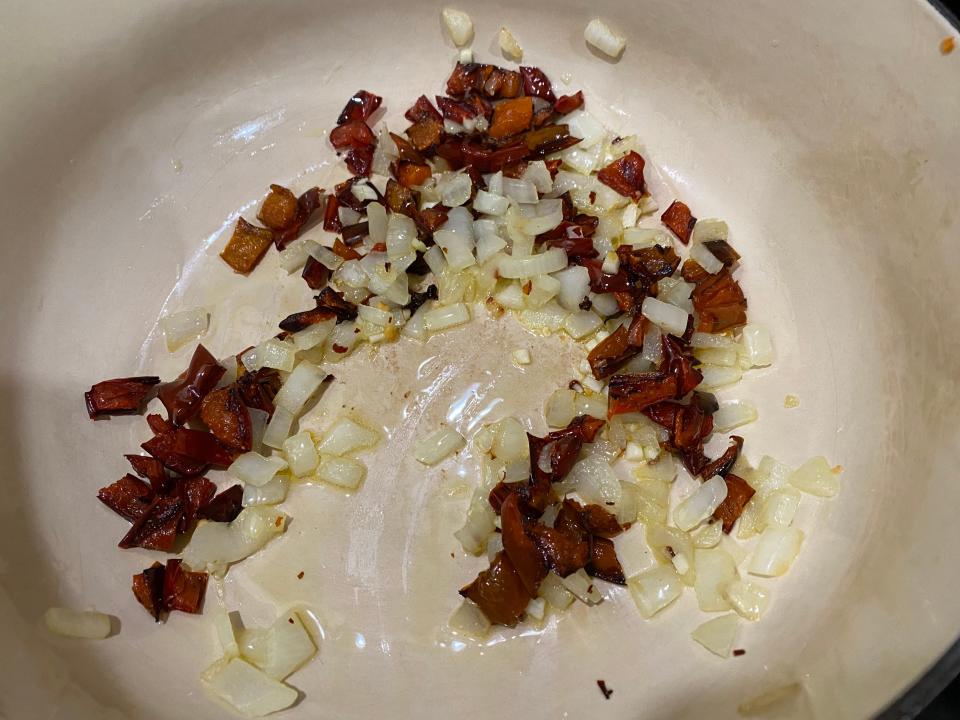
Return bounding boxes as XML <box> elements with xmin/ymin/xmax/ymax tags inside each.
<box><xmin>200</xmin><ymin>386</ymin><xmax>252</xmax><ymax>453</ymax></box>
<box><xmin>98</xmin><ymin>474</ymin><xmax>154</xmax><ymax>522</ymax></box>
<box><xmin>118</xmin><ymin>496</ymin><xmax>184</xmax><ymax>551</ymax></box>
<box><xmin>519</xmin><ymin>66</ymin><xmax>556</xmax><ymax>102</ymax></box>
<box><xmin>488</xmin><ymin>97</ymin><xmax>534</xmax><ymax>139</ymax></box>
<box><xmin>587</xmin><ymin>536</ymin><xmax>626</xmax><ymax>585</ymax></box>
<box><xmin>257</xmin><ymin>184</ymin><xmax>299</xmax><ymax>231</ymax></box>
<box><xmin>661</xmin><ymin>200</ymin><xmax>696</xmax><ymax>244</ymax></box>
<box><xmin>460</xmin><ymin>551</ymin><xmax>530</xmax><ymax>626</ymax></box>
<box><xmin>397</xmin><ymin>162</ymin><xmax>432</xmax><ymax>188</ymax></box>
<box><xmin>197</xmin><ymin>484</ymin><xmax>244</xmax><ymax>522</ymax></box>
<box><xmin>330</xmin><ymin>120</ymin><xmax>376</xmax><ymax>151</ymax></box>
<box><xmin>500</xmin><ymin>494</ymin><xmax>547</xmax><ymax>597</ymax></box>
<box><xmin>236</xmin><ymin>367</ymin><xmax>280</xmax><ymax>417</ymax></box>
<box><xmin>406</xmin><ymin>119</ymin><xmax>443</xmax><ymax>152</ymax></box>
<box><xmin>125</xmin><ymin>454</ymin><xmax>169</xmax><ymax>494</ymax></box>
<box><xmin>405</xmin><ymin>95</ymin><xmax>443</xmax><ymax>123</ymax></box>
<box><xmin>157</xmin><ymin>345</ymin><xmax>225</xmax><ymax>426</ymax></box>
<box><xmin>146</xmin><ymin>413</ymin><xmax>174</xmax><ymax>436</ymax></box>
<box><xmin>301</xmin><ymin>256</ymin><xmax>330</xmax><ymax>290</ymax></box>
<box><xmin>171</xmin><ymin>476</ymin><xmax>216</xmax><ymax>533</ymax></box>
<box><xmin>132</xmin><ymin>562</ymin><xmax>166</xmax><ymax>621</ymax></box>
<box><xmin>703</xmin><ymin>239</ymin><xmax>740</xmax><ymax>268</ymax></box>
<box><xmin>273</xmin><ymin>187</ymin><xmax>323</xmax><ymax>250</ymax></box>
<box><xmin>690</xmin><ymin>269</ymin><xmax>748</xmax><ymax>333</ymax></box>
<box><xmin>713</xmin><ymin>473</ymin><xmax>755</xmax><ymax>533</ymax></box>
<box><xmin>554</xmin><ymin>91</ymin><xmax>585</xmax><ymax>114</ymax></box>
<box><xmin>588</xmin><ymin>325</ymin><xmax>641</xmax><ymax>379</ymax></box>
<box><xmin>344</xmin><ymin>146</ymin><xmax>375</xmax><ymax>177</ymax></box>
<box><xmin>162</xmin><ymin>559</ymin><xmax>209</xmax><ymax>614</ymax></box>
<box><xmin>531</xmin><ymin>106</ymin><xmax>553</xmax><ymax>128</ymax></box>
<box><xmin>220</xmin><ymin>218</ymin><xmax>275</xmax><ymax>274</ymax></box>
<box><xmin>661</xmin><ymin>335</ymin><xmax>703</xmax><ymax>397</ymax></box>
<box><xmin>701</xmin><ymin>436</ymin><xmax>744</xmax><ymax>480</ymax></box>
<box><xmin>597</xmin><ymin>151</ymin><xmax>647</xmax><ymax>201</ymax></box>
<box><xmin>524</xmin><ymin>124</ymin><xmax>579</xmax><ymax>155</ymax></box>
<box><xmin>337</xmin><ymin>90</ymin><xmax>382</xmax><ymax>125</ymax></box>
<box><xmin>528</xmin><ymin>524</ymin><xmax>589</xmax><ymax>577</ymax></box>
<box><xmin>607</xmin><ymin>372</ymin><xmax>679</xmax><ymax>416</ymax></box>
<box><xmin>84</xmin><ymin>376</ymin><xmax>160</xmax><ymax>419</ymax></box>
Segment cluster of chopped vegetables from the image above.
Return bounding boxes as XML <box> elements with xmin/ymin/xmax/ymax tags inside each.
<box><xmin>78</xmin><ymin>39</ymin><xmax>841</xmax><ymax>715</ymax></box>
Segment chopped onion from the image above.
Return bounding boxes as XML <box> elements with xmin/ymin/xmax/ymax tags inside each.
<box><xmin>229</xmin><ymin>452</ymin><xmax>288</xmax><ymax>487</ymax></box>
<box><xmin>674</xmin><ymin>476</ymin><xmax>727</xmax><ymax>531</ymax></box>
<box><xmin>324</xmin><ymin>321</ymin><xmax>359</xmax><ymax>361</ymax></box>
<box><xmin>561</xmin><ymin>143</ymin><xmax>603</xmax><ymax>175</ymax></box>
<box><xmin>521</xmin><ymin>161</ymin><xmax>552</xmax><ymax>194</ymax></box>
<box><xmin>441</xmin><ymin>7</ymin><xmax>474</xmax><ymax>46</ymax></box>
<box><xmin>473</xmin><ymin>189</ymin><xmax>509</xmax><ymax>216</ymax></box>
<box><xmin>565</xmin><ymin>110</ymin><xmax>605</xmax><ymax>149</ymax></box>
<box><xmin>498</xmin><ymin>26</ymin><xmax>523</xmax><ymax>61</ymax></box>
<box><xmin>364</xmin><ymin>201</ymin><xmax>387</xmax><ymax>246</ymax></box>
<box><xmin>242</xmin><ymin>475</ymin><xmax>289</xmax><ymax>506</ymax></box>
<box><xmin>690</xmin><ymin>331</ymin><xmax>739</xmax><ymax>350</ymax></box>
<box><xmin>691</xmin><ymin>218</ymin><xmax>729</xmax><ymax>244</ymax></box>
<box><xmin>525</xmin><ymin>596</ymin><xmax>546</xmax><ymax>622</ymax></box>
<box><xmin>44</xmin><ymin>607</ymin><xmax>112</xmax><ymax>639</ymax></box>
<box><xmin>240</xmin><ymin>612</ymin><xmax>316</xmax><ymax>680</ymax></box>
<box><xmin>184</xmin><ymin>507</ymin><xmax>288</xmax><ymax>571</ymax></box>
<box><xmin>414</xmin><ymin>426</ymin><xmax>465</xmax><ymax>465</ymax></box>
<box><xmin>494</xmin><ymin>281</ymin><xmax>526</xmax><ymax>310</ymax></box>
<box><xmin>485</xmin><ymin>171</ymin><xmax>504</xmax><ymax>196</ymax></box>
<box><xmin>214</xmin><ymin>609</ymin><xmax>240</xmax><ymax>657</ymax></box>
<box><xmin>161</xmin><ymin>308</ymin><xmax>209</xmax><ymax>353</ymax></box>
<box><xmin>629</xmin><ymin>565</ymin><xmax>682</xmax><ymax>618</ymax></box>
<box><xmin>584</xmin><ymin>18</ymin><xmax>626</xmax><ymax>58</ymax></box>
<box><xmin>454</xmin><ymin>496</ymin><xmax>496</xmax><ymax>555</ymax></box>
<box><xmin>641</xmin><ymin>296</ymin><xmax>689</xmax><ymax>337</ymax></box>
<box><xmin>517</xmin><ymin>200</ymin><xmax>564</xmax><ymax>235</ymax></box>
<box><xmin>741</xmin><ymin>324</ymin><xmax>774</xmax><ymax>367</ymax></box>
<box><xmin>526</xmin><ymin>274</ymin><xmax>561</xmax><ymax>307</ymax></box>
<box><xmin>386</xmin><ymin>213</ymin><xmax>417</xmax><ymax>260</ymax></box>
<box><xmin>338</xmin><ymin>206</ymin><xmax>361</xmax><ymax>226</ymax></box>
<box><xmin>490</xmin><ymin>417</ymin><xmax>528</xmax><ymax>462</ymax></box>
<box><xmin>693</xmin><ymin>521</ymin><xmax>724</xmax><ymax>549</ymax></box>
<box><xmin>282</xmin><ymin>431</ymin><xmax>319</xmax><ymax>477</ymax></box>
<box><xmin>501</xmin><ymin>178</ymin><xmax>538</xmax><ymax>204</ymax></box>
<box><xmin>424</xmin><ymin>302</ymin><xmax>470</xmax><ymax>333</ymax></box>
<box><xmin>486</xmin><ymin>531</ymin><xmax>504</xmax><ymax>560</ymax></box>
<box><xmin>641</xmin><ymin>323</ymin><xmax>663</xmax><ymax>365</ymax></box>
<box><xmin>277</xmin><ymin>237</ymin><xmax>313</xmax><ymax>274</ymax></box>
<box><xmin>534</xmin><ymin>571</ymin><xmax>573</xmax><ymax>610</ymax></box>
<box><xmin>315</xmin><ymin>456</ymin><xmax>366</xmax><ymax>490</ymax></box>
<box><xmin>201</xmin><ymin>657</ymin><xmax>298</xmax><ymax>717</ymax></box>
<box><xmin>262</xmin><ymin>406</ymin><xmax>295</xmax><ymax>449</ymax></box>
<box><xmin>590</xmin><ymin>291</ymin><xmax>620</xmax><ymax>316</ymax></box>
<box><xmin>622</xmin><ymin>227</ymin><xmax>670</xmax><ymax>248</ymax></box>
<box><xmin>545</xmin><ymin>388</ymin><xmax>577</xmax><ymax>427</ymax></box>
<box><xmin>274</xmin><ymin>361</ymin><xmax>326</xmax><ymax>415</ymax></box>
<box><xmin>712</xmin><ymin>400</ymin><xmax>758</xmax><ymax>431</ymax></box>
<box><xmin>748</xmin><ymin>527</ymin><xmax>804</xmax><ymax>577</ymax></box>
<box><xmin>722</xmin><ymin>579</ymin><xmax>770</xmax><ymax>621</ymax></box>
<box><xmin>437</xmin><ymin>172</ymin><xmax>473</xmax><ymax>207</ymax></box>
<box><xmin>659</xmin><ymin>277</ymin><xmax>694</xmax><ymax>312</ymax></box>
<box><xmin>316</xmin><ymin>417</ymin><xmax>380</xmax><ymax>456</ymax></box>
<box><xmin>567</xmin><ymin>457</ymin><xmax>621</xmax><ymax>506</ymax></box>
<box><xmin>646</xmin><ymin>524</ymin><xmax>695</xmax><ymax>584</ymax></box>
<box><xmin>690</xmin><ymin>242</ymin><xmax>724</xmax><ymax>274</ymax></box>
<box><xmin>574</xmin><ymin>391</ymin><xmax>607</xmax><ymax>419</ymax></box>
<box><xmin>511</xmin><ymin>348</ymin><xmax>531</xmax><ymax>365</ymax></box>
<box><xmin>291</xmin><ymin>317</ymin><xmax>335</xmax><ymax>351</ymax></box>
<box><xmin>561</xmin><ymin>568</ymin><xmax>603</xmax><ymax>605</ymax></box>
<box><xmin>476</xmin><ymin>231</ymin><xmax>507</xmax><ymax>263</ymax></box>
<box><xmin>691</xmin><ymin>614</ymin><xmax>739</xmax><ymax>658</ymax></box>
<box><xmin>435</xmin><ymin>229</ymin><xmax>476</xmax><ymax>271</ymax></box>
<box><xmin>243</xmin><ymin>338</ymin><xmax>297</xmax><ymax>373</ymax></box>
<box><xmin>499</xmin><ymin>248</ymin><xmax>567</xmax><ymax>278</ymax></box>
<box><xmin>693</xmin><ymin>547</ymin><xmax>737</xmax><ymax>611</ymax></box>
<box><xmin>551</xmin><ymin>265</ymin><xmax>590</xmax><ymax>311</ymax></box>
<box><xmin>448</xmin><ymin>600</ymin><xmax>491</xmax><ymax>638</ymax></box>
<box><xmin>358</xmin><ymin>303</ymin><xmax>392</xmax><ymax>327</ymax></box>
<box><xmin>698</xmin><ymin>364</ymin><xmax>743</xmax><ymax>390</ymax></box>
<box><xmin>761</xmin><ymin>487</ymin><xmax>800</xmax><ymax>527</ymax></box>
<box><xmin>563</xmin><ymin>310</ymin><xmax>602</xmax><ymax>339</ymax></box>
<box><xmin>751</xmin><ymin>455</ymin><xmax>793</xmax><ymax>492</ymax></box>
<box><xmin>789</xmin><ymin>456</ymin><xmax>840</xmax><ymax>497</ymax></box>
<box><xmin>423</xmin><ymin>245</ymin><xmax>448</xmax><ymax>276</ymax></box>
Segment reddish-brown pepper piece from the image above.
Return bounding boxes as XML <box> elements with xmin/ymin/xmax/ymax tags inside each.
<box><xmin>220</xmin><ymin>218</ymin><xmax>275</xmax><ymax>274</ymax></box>
<box><xmin>460</xmin><ymin>551</ymin><xmax>530</xmax><ymax>627</ymax></box>
<box><xmin>132</xmin><ymin>562</ymin><xmax>166</xmax><ymax>621</ymax></box>
<box><xmin>597</xmin><ymin>151</ymin><xmax>647</xmax><ymax>200</ymax></box>
<box><xmin>519</xmin><ymin>66</ymin><xmax>556</xmax><ymax>102</ymax></box>
<box><xmin>661</xmin><ymin>200</ymin><xmax>697</xmax><ymax>244</ymax></box>
<box><xmin>690</xmin><ymin>269</ymin><xmax>748</xmax><ymax>333</ymax></box>
<box><xmin>713</xmin><ymin>473</ymin><xmax>756</xmax><ymax>533</ymax></box>
<box><xmin>554</xmin><ymin>91</ymin><xmax>585</xmax><ymax>114</ymax></box>
<box><xmin>488</xmin><ymin>97</ymin><xmax>534</xmax><ymax>139</ymax></box>
<box><xmin>156</xmin><ymin>344</ymin><xmax>225</xmax><ymax>426</ymax></box>
<box><xmin>85</xmin><ymin>376</ymin><xmax>160</xmax><ymax>419</ymax></box>
<box><xmin>197</xmin><ymin>484</ymin><xmax>244</xmax><ymax>523</ymax></box>
<box><xmin>405</xmin><ymin>95</ymin><xmax>443</xmax><ymax>124</ymax></box>
<box><xmin>700</xmin><ymin>436</ymin><xmax>744</xmax><ymax>479</ymax></box>
<box><xmin>500</xmin><ymin>494</ymin><xmax>548</xmax><ymax>597</ymax></box>
<box><xmin>607</xmin><ymin>372</ymin><xmax>679</xmax><ymax>417</ymax></box>
<box><xmin>587</xmin><ymin>325</ymin><xmax>641</xmax><ymax>380</ymax></box>
<box><xmin>162</xmin><ymin>559</ymin><xmax>209</xmax><ymax>614</ymax></box>
<box><xmin>337</xmin><ymin>90</ymin><xmax>382</xmax><ymax>125</ymax></box>
<box><xmin>118</xmin><ymin>496</ymin><xmax>184</xmax><ymax>551</ymax></box>
<box><xmin>200</xmin><ymin>386</ymin><xmax>253</xmax><ymax>453</ymax></box>
<box><xmin>301</xmin><ymin>256</ymin><xmax>331</xmax><ymax>290</ymax></box>
<box><xmin>97</xmin><ymin>474</ymin><xmax>154</xmax><ymax>522</ymax></box>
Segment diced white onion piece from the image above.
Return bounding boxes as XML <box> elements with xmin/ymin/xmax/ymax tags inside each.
<box><xmin>552</xmin><ymin>265</ymin><xmax>591</xmax><ymax>311</ymax></box>
<box><xmin>494</xmin><ymin>280</ymin><xmax>525</xmax><ymax>310</ymax></box>
<box><xmin>674</xmin><ymin>476</ymin><xmax>728</xmax><ymax>531</ymax></box>
<box><xmin>690</xmin><ymin>331</ymin><xmax>738</xmax><ymax>350</ymax></box>
<box><xmin>526</xmin><ymin>274</ymin><xmax>560</xmax><ymax>307</ymax></box>
<box><xmin>476</xmin><ymin>232</ymin><xmax>508</xmax><ymax>263</ymax></box>
<box><xmin>473</xmin><ymin>189</ymin><xmax>509</xmax><ymax>216</ymax></box>
<box><xmin>561</xmin><ymin>568</ymin><xmax>603</xmax><ymax>604</ymax></box>
<box><xmin>660</xmin><ymin>278</ymin><xmax>694</xmax><ymax>312</ymax></box>
<box><xmin>363</xmin><ymin>201</ymin><xmax>387</xmax><ymax>246</ymax></box>
<box><xmin>454</xmin><ymin>497</ymin><xmax>496</xmax><ymax>555</ymax></box>
<box><xmin>214</xmin><ymin>609</ymin><xmax>239</xmax><ymax>657</ymax></box>
<box><xmin>448</xmin><ymin>600</ymin><xmax>491</xmax><ymax>638</ymax></box>
<box><xmin>358</xmin><ymin>303</ymin><xmax>392</xmax><ymax>327</ymax></box>
<box><xmin>593</xmin><ymin>184</ymin><xmax>629</xmax><ymax>212</ymax></box>
<box><xmin>641</xmin><ymin>296</ymin><xmax>689</xmax><ymax>337</ymax></box>
<box><xmin>563</xmin><ymin>310</ymin><xmax>602</xmax><ymax>339</ymax></box>
<box><xmin>748</xmin><ymin>527</ymin><xmax>804</xmax><ymax>577</ymax></box>
<box><xmin>693</xmin><ymin>547</ymin><xmax>738</xmax><ymax>611</ymax></box>
<box><xmin>242</xmin><ymin>475</ymin><xmax>289</xmax><ymax>507</ymax></box>
<box><xmin>441</xmin><ymin>7</ymin><xmax>474</xmax><ymax>46</ymax></box>
<box><xmin>751</xmin><ymin>455</ymin><xmax>793</xmax><ymax>492</ymax></box>
<box><xmin>629</xmin><ymin>565</ymin><xmax>682</xmax><ymax>618</ymax></box>
<box><xmin>484</xmin><ymin>171</ymin><xmax>504</xmax><ymax>195</ymax></box>
<box><xmin>565</xmin><ymin>110</ymin><xmax>605</xmax><ymax>148</ymax></box>
<box><xmin>735</xmin><ymin>493</ymin><xmax>765</xmax><ymax>540</ymax></box>
<box><xmin>281</xmin><ymin>431</ymin><xmax>319</xmax><ymax>477</ymax></box>
<box><xmin>741</xmin><ymin>324</ymin><xmax>774</xmax><ymax>367</ymax></box>
<box><xmin>184</xmin><ymin>507</ymin><xmax>287</xmax><ymax>571</ymax></box>
<box><xmin>722</xmin><ymin>579</ymin><xmax>770</xmax><ymax>621</ymax></box>
<box><xmin>574</xmin><ymin>391</ymin><xmax>607</xmax><ymax>420</ymax></box>
<box><xmin>712</xmin><ymin>400</ymin><xmax>758</xmax><ymax>432</ymax></box>
<box><xmin>422</xmin><ymin>247</ymin><xmax>447</xmax><ymax>278</ymax></box>
<box><xmin>243</xmin><ymin>338</ymin><xmax>296</xmax><ymax>373</ymax></box>
<box><xmin>274</xmin><ymin>361</ymin><xmax>325</xmax><ymax>415</ymax></box>
<box><xmin>490</xmin><ymin>417</ymin><xmax>528</xmax><ymax>462</ymax></box>
<box><xmin>698</xmin><ymin>364</ymin><xmax>743</xmax><ymax>390</ymax></box>
<box><xmin>641</xmin><ymin>323</ymin><xmax>663</xmax><ymax>365</ymax></box>
<box><xmin>435</xmin><ymin>230</ymin><xmax>476</xmax><ymax>272</ymax></box>
<box><xmin>315</xmin><ymin>456</ymin><xmax>366</xmax><ymax>490</ymax></box>
<box><xmin>538</xmin><ymin>571</ymin><xmax>576</xmax><ymax>610</ymax></box>
<box><xmin>789</xmin><ymin>456</ymin><xmax>840</xmax><ymax>497</ymax></box>
<box><xmin>201</xmin><ymin>657</ymin><xmax>297</xmax><ymax>717</ymax></box>
<box><xmin>518</xmin><ymin>200</ymin><xmax>564</xmax><ymax>235</ymax></box>
<box><xmin>545</xmin><ymin>388</ymin><xmax>577</xmax><ymax>427</ymax></box>
<box><xmin>44</xmin><ymin>607</ymin><xmax>111</xmax><ymax>639</ymax></box>
<box><xmin>691</xmin><ymin>614</ymin><xmax>739</xmax><ymax>658</ymax></box>
<box><xmin>291</xmin><ymin>318</ymin><xmax>335</xmax><ymax>351</ymax></box>
<box><xmin>161</xmin><ymin>308</ymin><xmax>209</xmax><ymax>353</ymax></box>
<box><xmin>646</xmin><ymin>523</ymin><xmax>695</xmax><ymax>584</ymax></box>
<box><xmin>621</xmin><ymin>203</ymin><xmax>639</xmax><ymax>229</ymax></box>
<box><xmin>338</xmin><ymin>206</ymin><xmax>361</xmax><ymax>226</ymax></box>
<box><xmin>350</xmin><ymin>181</ymin><xmax>378</xmax><ymax>203</ymax></box>
<box><xmin>317</xmin><ymin>417</ymin><xmax>379</xmax><ymax>457</ymax></box>
<box><xmin>693</xmin><ymin>521</ymin><xmax>724</xmax><ymax>549</ymax></box>
<box><xmin>485</xmin><ymin>531</ymin><xmax>504</xmax><ymax>561</ymax></box>
<box><xmin>499</xmin><ymin>248</ymin><xmax>567</xmax><ymax>279</ymax></box>
<box><xmin>424</xmin><ymin>302</ymin><xmax>470</xmax><ymax>334</ymax></box>
<box><xmin>584</xmin><ymin>17</ymin><xmax>626</xmax><ymax>58</ymax></box>
<box><xmin>738</xmin><ymin>685</ymin><xmax>804</xmax><ymax>716</ymax></box>
<box><xmin>622</xmin><ymin>227</ymin><xmax>671</xmax><ymax>248</ymax></box>
<box><xmin>561</xmin><ymin>142</ymin><xmax>604</xmax><ymax>175</ymax></box>
<box><xmin>601</xmin><ymin>251</ymin><xmax>620</xmax><ymax>275</ymax></box>
<box><xmin>262</xmin><ymin>407</ymin><xmax>295</xmax><ymax>450</ymax></box>
<box><xmin>385</xmin><ymin>213</ymin><xmax>416</xmax><ymax>260</ymax></box>
<box><xmin>501</xmin><ymin>177</ymin><xmax>538</xmax><ymax>203</ymax></box>
<box><xmin>521</xmin><ymin>161</ymin><xmax>552</xmax><ymax>194</ymax></box>
<box><xmin>229</xmin><ymin>452</ymin><xmax>288</xmax><ymax>488</ymax></box>
<box><xmin>567</xmin><ymin>457</ymin><xmax>621</xmax><ymax>506</ymax></box>
<box><xmin>525</xmin><ymin>596</ymin><xmax>546</xmax><ymax>622</ymax></box>
<box><xmin>691</xmin><ymin>218</ymin><xmax>729</xmax><ymax>244</ymax></box>
<box><xmin>414</xmin><ymin>426</ymin><xmax>465</xmax><ymax>465</ymax></box>
<box><xmin>590</xmin><ymin>291</ymin><xmax>620</xmax><ymax>316</ymax></box>
<box><xmin>438</xmin><ymin>172</ymin><xmax>473</xmax><ymax>207</ymax></box>
<box><xmin>277</xmin><ymin>237</ymin><xmax>313</xmax><ymax>274</ymax></box>
<box><xmin>511</xmin><ymin>348</ymin><xmax>531</xmax><ymax>365</ymax></box>
<box><xmin>498</xmin><ymin>26</ymin><xmax>523</xmax><ymax>61</ymax></box>
<box><xmin>690</xmin><ymin>242</ymin><xmax>724</xmax><ymax>274</ymax></box>
<box><xmin>336</xmin><ymin>258</ymin><xmax>368</xmax><ymax>289</ymax></box>
<box><xmin>518</xmin><ymin>300</ymin><xmax>568</xmax><ymax>334</ymax></box>
<box><xmin>443</xmin><ymin>117</ymin><xmax>466</xmax><ymax>135</ymax></box>
<box><xmin>761</xmin><ymin>487</ymin><xmax>800</xmax><ymax>528</ymax></box>
<box><xmin>240</xmin><ymin>612</ymin><xmax>316</xmax><ymax>680</ymax></box>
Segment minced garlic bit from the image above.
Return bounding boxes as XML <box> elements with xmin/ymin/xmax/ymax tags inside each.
<box><xmin>499</xmin><ymin>27</ymin><xmax>523</xmax><ymax>61</ymax></box>
<box><xmin>512</xmin><ymin>348</ymin><xmax>531</xmax><ymax>366</ymax></box>
<box><xmin>783</xmin><ymin>394</ymin><xmax>800</xmax><ymax>409</ymax></box>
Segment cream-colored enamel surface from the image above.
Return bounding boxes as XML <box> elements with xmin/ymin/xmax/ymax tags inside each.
<box><xmin>1</xmin><ymin>1</ymin><xmax>959</xmax><ymax>718</ymax></box>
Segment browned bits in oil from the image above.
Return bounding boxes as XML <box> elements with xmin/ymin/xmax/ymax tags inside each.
<box><xmin>597</xmin><ymin>680</ymin><xmax>613</xmax><ymax>699</ymax></box>
<box><xmin>297</xmin><ymin>571</ymin><xmax>305</xmax><ymax>579</ymax></box>
<box><xmin>733</xmin><ymin>648</ymin><xmax>746</xmax><ymax>657</ymax></box>
<box><xmin>942</xmin><ymin>37</ymin><xmax>955</xmax><ymax>54</ymax></box>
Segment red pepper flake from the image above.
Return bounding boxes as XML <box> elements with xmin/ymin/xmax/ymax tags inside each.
<box><xmin>297</xmin><ymin>571</ymin><xmax>305</xmax><ymax>579</ymax></box>
<box><xmin>733</xmin><ymin>648</ymin><xmax>746</xmax><ymax>657</ymax></box>
<box><xmin>597</xmin><ymin>680</ymin><xmax>613</xmax><ymax>699</ymax></box>
<box><xmin>85</xmin><ymin>376</ymin><xmax>160</xmax><ymax>419</ymax></box>
<box><xmin>554</xmin><ymin>91</ymin><xmax>584</xmax><ymax>115</ymax></box>
<box><xmin>661</xmin><ymin>200</ymin><xmax>697</xmax><ymax>244</ymax></box>
<box><xmin>597</xmin><ymin>151</ymin><xmax>647</xmax><ymax>200</ymax></box>
<box><xmin>331</xmin><ymin>343</ymin><xmax>348</xmax><ymax>353</ymax></box>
